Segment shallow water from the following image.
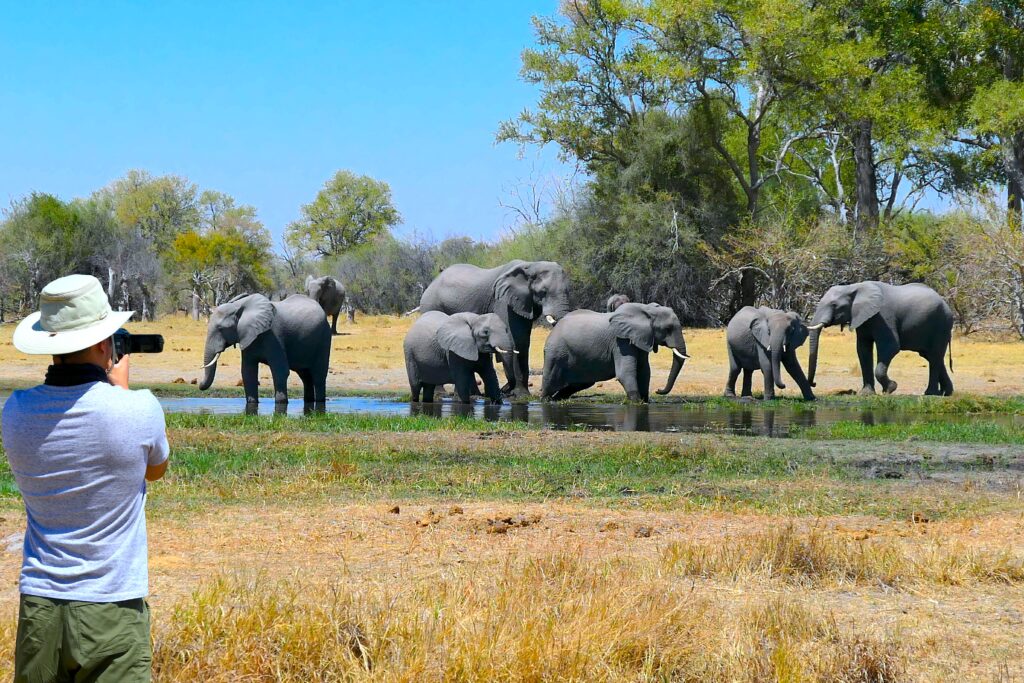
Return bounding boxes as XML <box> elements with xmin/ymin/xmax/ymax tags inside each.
<box><xmin>148</xmin><ymin>396</ymin><xmax>1024</xmax><ymax>436</ymax></box>
<box><xmin>1</xmin><ymin>394</ymin><xmax>1016</xmax><ymax>436</ymax></box>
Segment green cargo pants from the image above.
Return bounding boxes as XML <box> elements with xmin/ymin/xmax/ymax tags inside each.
<box><xmin>14</xmin><ymin>594</ymin><xmax>152</xmax><ymax>683</ymax></box>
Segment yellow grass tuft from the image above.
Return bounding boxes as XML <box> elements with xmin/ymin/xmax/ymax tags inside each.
<box><xmin>663</xmin><ymin>524</ymin><xmax>1024</xmax><ymax>588</ymax></box>
<box><xmin>150</xmin><ymin>554</ymin><xmax>905</xmax><ymax>682</ymax></box>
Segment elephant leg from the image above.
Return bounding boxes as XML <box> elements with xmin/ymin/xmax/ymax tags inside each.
<box><xmin>421</xmin><ymin>384</ymin><xmax>436</xmax><ymax>403</ymax></box>
<box><xmin>637</xmin><ymin>353</ymin><xmax>651</xmax><ymax>403</ymax></box>
<box><xmin>241</xmin><ymin>358</ymin><xmax>260</xmax><ymax>404</ymax></box>
<box><xmin>331</xmin><ymin>314</ymin><xmax>339</xmax><ymax>335</ymax></box>
<box><xmin>936</xmin><ymin>350</ymin><xmax>954</xmax><ymax>396</ymax></box>
<box><xmin>741</xmin><ymin>368</ymin><xmax>753</xmax><ymax>397</ymax></box>
<box><xmin>781</xmin><ymin>352</ymin><xmax>815</xmax><ymax>401</ymax></box>
<box><xmin>756</xmin><ymin>349</ymin><xmax>775</xmax><ymax>400</ymax></box>
<box><xmin>410</xmin><ymin>382</ymin><xmax>422</xmax><ymax>402</ymax></box>
<box><xmin>856</xmin><ymin>332</ymin><xmax>877</xmax><ymax>396</ymax></box>
<box><xmin>453</xmin><ymin>373</ymin><xmax>476</xmax><ymax>404</ymax></box>
<box><xmin>874</xmin><ymin>341</ymin><xmax>899</xmax><ymax>395</ymax></box>
<box><xmin>615</xmin><ymin>352</ymin><xmax>645</xmax><ymax>403</ymax></box>
<box><xmin>502</xmin><ymin>313</ymin><xmax>533</xmax><ymax>397</ymax></box>
<box><xmin>479</xmin><ymin>359</ymin><xmax>503</xmax><ymax>404</ymax></box>
<box><xmin>924</xmin><ymin>354</ymin><xmax>941</xmax><ymax>396</ymax></box>
<box><xmin>724</xmin><ymin>346</ymin><xmax>740</xmax><ymax>397</ymax></box>
<box><xmin>553</xmin><ymin>383</ymin><xmax>594</xmax><ymax>401</ymax></box>
<box><xmin>267</xmin><ymin>355</ymin><xmax>290</xmax><ymax>405</ymax></box>
<box><xmin>297</xmin><ymin>368</ymin><xmax>315</xmax><ymax>403</ymax></box>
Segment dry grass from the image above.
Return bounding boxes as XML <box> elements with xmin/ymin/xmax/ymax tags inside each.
<box><xmin>1</xmin><ymin>313</ymin><xmax>1023</xmax><ymax>396</ymax></box>
<box><xmin>665</xmin><ymin>524</ymin><xmax>1024</xmax><ymax>588</ymax></box>
<box><xmin>149</xmin><ymin>558</ymin><xmax>904</xmax><ymax>682</ymax></box>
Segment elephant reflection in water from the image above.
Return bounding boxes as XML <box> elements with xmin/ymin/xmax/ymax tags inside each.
<box><xmin>726</xmin><ymin>408</ymin><xmax>778</xmax><ymax>437</ymax></box>
<box><xmin>537</xmin><ymin>401</ymin><xmax>651</xmax><ymax>432</ymax></box>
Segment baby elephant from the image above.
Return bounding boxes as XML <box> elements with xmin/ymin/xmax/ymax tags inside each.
<box><xmin>404</xmin><ymin>311</ymin><xmax>517</xmax><ymax>404</ymax></box>
<box><xmin>725</xmin><ymin>306</ymin><xmax>815</xmax><ymax>401</ymax></box>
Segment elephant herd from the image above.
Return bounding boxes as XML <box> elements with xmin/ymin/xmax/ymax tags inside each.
<box><xmin>197</xmin><ymin>260</ymin><xmax>956</xmax><ymax>409</ymax></box>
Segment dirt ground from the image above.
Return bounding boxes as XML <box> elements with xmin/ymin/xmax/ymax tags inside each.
<box><xmin>1</xmin><ymin>313</ymin><xmax>1023</xmax><ymax>397</ymax></box>
<box><xmin>0</xmin><ymin>501</ymin><xmax>1017</xmax><ymax>680</ymax></box>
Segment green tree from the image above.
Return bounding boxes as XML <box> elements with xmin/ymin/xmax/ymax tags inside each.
<box><xmin>169</xmin><ymin>191</ymin><xmax>273</xmax><ymax>318</ymax></box>
<box><xmin>286</xmin><ymin>171</ymin><xmax>401</xmax><ymax>258</ymax></box>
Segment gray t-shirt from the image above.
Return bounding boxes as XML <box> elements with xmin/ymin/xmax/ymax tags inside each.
<box><xmin>1</xmin><ymin>381</ymin><xmax>169</xmax><ymax>601</ymax></box>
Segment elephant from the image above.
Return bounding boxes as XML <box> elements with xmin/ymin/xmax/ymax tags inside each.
<box><xmin>199</xmin><ymin>293</ymin><xmax>332</xmax><ymax>407</ymax></box>
<box><xmin>541</xmin><ymin>302</ymin><xmax>689</xmax><ymax>402</ymax></box>
<box><xmin>419</xmin><ymin>260</ymin><xmax>572</xmax><ymax>397</ymax></box>
<box><xmin>725</xmin><ymin>306</ymin><xmax>815</xmax><ymax>401</ymax></box>
<box><xmin>404</xmin><ymin>311</ymin><xmax>517</xmax><ymax>404</ymax></box>
<box><xmin>305</xmin><ymin>275</ymin><xmax>346</xmax><ymax>335</ymax></box>
<box><xmin>606</xmin><ymin>294</ymin><xmax>630</xmax><ymax>312</ymax></box>
<box><xmin>807</xmin><ymin>281</ymin><xmax>954</xmax><ymax>396</ymax></box>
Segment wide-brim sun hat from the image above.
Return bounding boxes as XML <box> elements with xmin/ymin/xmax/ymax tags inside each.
<box><xmin>12</xmin><ymin>274</ymin><xmax>134</xmax><ymax>356</ymax></box>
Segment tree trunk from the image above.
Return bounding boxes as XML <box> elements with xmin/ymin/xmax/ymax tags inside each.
<box><xmin>191</xmin><ymin>288</ymin><xmax>201</xmax><ymax>321</ymax></box>
<box><xmin>739</xmin><ymin>270</ymin><xmax>757</xmax><ymax>309</ymax></box>
<box><xmin>852</xmin><ymin>119</ymin><xmax>879</xmax><ymax>232</ymax></box>
<box><xmin>1006</xmin><ymin>132</ymin><xmax>1024</xmax><ymax>227</ymax></box>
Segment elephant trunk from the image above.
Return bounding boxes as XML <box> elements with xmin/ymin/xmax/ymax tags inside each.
<box><xmin>771</xmin><ymin>344</ymin><xmax>786</xmax><ymax>390</ymax></box>
<box><xmin>655</xmin><ymin>346</ymin><xmax>688</xmax><ymax>395</ymax></box>
<box><xmin>807</xmin><ymin>326</ymin><xmax>822</xmax><ymax>387</ymax></box>
<box><xmin>199</xmin><ymin>343</ymin><xmax>221</xmax><ymax>391</ymax></box>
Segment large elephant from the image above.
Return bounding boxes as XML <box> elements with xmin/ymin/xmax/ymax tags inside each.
<box><xmin>404</xmin><ymin>311</ymin><xmax>516</xmax><ymax>404</ymax></box>
<box><xmin>305</xmin><ymin>275</ymin><xmax>346</xmax><ymax>335</ymax></box>
<box><xmin>419</xmin><ymin>260</ymin><xmax>572</xmax><ymax>397</ymax></box>
<box><xmin>807</xmin><ymin>281</ymin><xmax>954</xmax><ymax>396</ymax></box>
<box><xmin>541</xmin><ymin>302</ymin><xmax>689</xmax><ymax>402</ymax></box>
<box><xmin>725</xmin><ymin>306</ymin><xmax>815</xmax><ymax>401</ymax></box>
<box><xmin>199</xmin><ymin>293</ymin><xmax>332</xmax><ymax>407</ymax></box>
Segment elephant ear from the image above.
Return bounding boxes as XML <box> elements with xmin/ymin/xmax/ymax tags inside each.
<box><xmin>610</xmin><ymin>303</ymin><xmax>654</xmax><ymax>353</ymax></box>
<box><xmin>238</xmin><ymin>295</ymin><xmax>276</xmax><ymax>350</ymax></box>
<box><xmin>437</xmin><ymin>316</ymin><xmax>478</xmax><ymax>362</ymax></box>
<box><xmin>750</xmin><ymin>316</ymin><xmax>772</xmax><ymax>351</ymax></box>
<box><xmin>493</xmin><ymin>263</ymin><xmax>535</xmax><ymax>319</ymax></box>
<box><xmin>851</xmin><ymin>283</ymin><xmax>883</xmax><ymax>329</ymax></box>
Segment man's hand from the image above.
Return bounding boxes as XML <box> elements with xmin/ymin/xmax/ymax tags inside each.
<box><xmin>107</xmin><ymin>353</ymin><xmax>130</xmax><ymax>389</ymax></box>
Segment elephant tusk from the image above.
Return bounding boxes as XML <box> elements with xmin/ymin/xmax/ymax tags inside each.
<box><xmin>201</xmin><ymin>352</ymin><xmax>221</xmax><ymax>369</ymax></box>
<box><xmin>806</xmin><ymin>323</ymin><xmax>825</xmax><ymax>330</ymax></box>
<box><xmin>494</xmin><ymin>346</ymin><xmax>520</xmax><ymax>355</ymax></box>
<box><xmin>545</xmin><ymin>315</ymin><xmax>556</xmax><ymax>325</ymax></box>
<box><xmin>672</xmin><ymin>348</ymin><xmax>690</xmax><ymax>360</ymax></box>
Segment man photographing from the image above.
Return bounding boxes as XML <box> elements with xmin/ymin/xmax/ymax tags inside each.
<box><xmin>1</xmin><ymin>274</ymin><xmax>169</xmax><ymax>682</ymax></box>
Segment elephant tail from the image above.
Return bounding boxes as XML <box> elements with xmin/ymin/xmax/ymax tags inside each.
<box><xmin>948</xmin><ymin>336</ymin><xmax>954</xmax><ymax>373</ymax></box>
<box><xmin>403</xmin><ymin>306</ymin><xmax>421</xmax><ymax>317</ymax></box>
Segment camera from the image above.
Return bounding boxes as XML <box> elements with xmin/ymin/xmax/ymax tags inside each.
<box><xmin>112</xmin><ymin>328</ymin><xmax>164</xmax><ymax>363</ymax></box>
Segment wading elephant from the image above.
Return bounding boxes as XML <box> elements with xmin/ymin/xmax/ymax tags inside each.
<box><xmin>419</xmin><ymin>260</ymin><xmax>572</xmax><ymax>397</ymax></box>
<box><xmin>606</xmin><ymin>294</ymin><xmax>630</xmax><ymax>312</ymax></box>
<box><xmin>541</xmin><ymin>303</ymin><xmax>689</xmax><ymax>402</ymax></box>
<box><xmin>404</xmin><ymin>311</ymin><xmax>517</xmax><ymax>404</ymax></box>
<box><xmin>199</xmin><ymin>293</ymin><xmax>332</xmax><ymax>407</ymax></box>
<box><xmin>807</xmin><ymin>281</ymin><xmax>954</xmax><ymax>396</ymax></box>
<box><xmin>725</xmin><ymin>306</ymin><xmax>815</xmax><ymax>401</ymax></box>
<box><xmin>305</xmin><ymin>275</ymin><xmax>346</xmax><ymax>334</ymax></box>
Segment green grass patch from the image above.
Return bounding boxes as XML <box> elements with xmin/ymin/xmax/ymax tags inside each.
<box><xmin>145</xmin><ymin>432</ymin><xmax>1018</xmax><ymax>519</ymax></box>
<box><xmin>795</xmin><ymin>419</ymin><xmax>1024</xmax><ymax>444</ymax></box>
<box><xmin>649</xmin><ymin>393</ymin><xmax>1024</xmax><ymax>415</ymax></box>
<box><xmin>166</xmin><ymin>411</ymin><xmax>533</xmax><ymax>433</ymax></box>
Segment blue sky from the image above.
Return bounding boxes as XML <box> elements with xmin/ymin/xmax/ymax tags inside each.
<box><xmin>0</xmin><ymin>2</ymin><xmax>568</xmax><ymax>245</ymax></box>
